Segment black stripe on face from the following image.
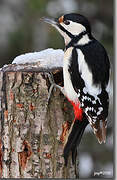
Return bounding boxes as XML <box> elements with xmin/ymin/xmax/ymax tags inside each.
<box><xmin>58</xmin><ymin>24</ymin><xmax>74</xmax><ymax>39</ymax></box>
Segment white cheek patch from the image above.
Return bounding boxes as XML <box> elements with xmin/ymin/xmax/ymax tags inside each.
<box><xmin>55</xmin><ymin>21</ymin><xmax>91</xmax><ymax>45</ymax></box>
<box><xmin>61</xmin><ymin>21</ymin><xmax>86</xmax><ymax>36</ymax></box>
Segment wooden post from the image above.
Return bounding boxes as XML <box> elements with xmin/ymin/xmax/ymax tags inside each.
<box><xmin>0</xmin><ymin>62</ymin><xmax>78</xmax><ymax>178</ymax></box>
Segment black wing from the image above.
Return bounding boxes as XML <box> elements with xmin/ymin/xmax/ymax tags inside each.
<box><xmin>68</xmin><ymin>40</ymin><xmax>110</xmax><ymax>143</ymax></box>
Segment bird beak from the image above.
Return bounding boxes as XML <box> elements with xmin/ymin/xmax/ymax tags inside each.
<box><xmin>40</xmin><ymin>17</ymin><xmax>59</xmax><ymax>27</ymax></box>
<box><xmin>40</xmin><ymin>16</ymin><xmax>65</xmax><ymax>40</ymax></box>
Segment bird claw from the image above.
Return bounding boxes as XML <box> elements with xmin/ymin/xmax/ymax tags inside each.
<box><xmin>45</xmin><ymin>72</ymin><xmax>55</xmax><ymax>102</ymax></box>
<box><xmin>46</xmin><ymin>72</ymin><xmax>65</xmax><ymax>103</ymax></box>
<box><xmin>46</xmin><ymin>72</ymin><xmax>55</xmax><ymax>85</ymax></box>
<box><xmin>47</xmin><ymin>83</ymin><xmax>55</xmax><ymax>102</ymax></box>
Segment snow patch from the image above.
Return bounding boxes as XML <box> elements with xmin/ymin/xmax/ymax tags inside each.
<box><xmin>12</xmin><ymin>48</ymin><xmax>64</xmax><ymax>68</ymax></box>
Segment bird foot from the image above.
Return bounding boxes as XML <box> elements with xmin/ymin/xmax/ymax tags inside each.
<box><xmin>46</xmin><ymin>72</ymin><xmax>65</xmax><ymax>102</ymax></box>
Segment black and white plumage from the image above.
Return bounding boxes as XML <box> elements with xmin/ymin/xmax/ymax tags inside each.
<box><xmin>42</xmin><ymin>13</ymin><xmax>110</xmax><ymax>166</ymax></box>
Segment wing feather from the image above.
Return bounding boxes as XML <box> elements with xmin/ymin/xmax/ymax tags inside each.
<box><xmin>68</xmin><ymin>40</ymin><xmax>110</xmax><ymax>143</ymax></box>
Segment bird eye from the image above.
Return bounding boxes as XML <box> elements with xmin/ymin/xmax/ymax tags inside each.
<box><xmin>64</xmin><ymin>20</ymin><xmax>70</xmax><ymax>25</ymax></box>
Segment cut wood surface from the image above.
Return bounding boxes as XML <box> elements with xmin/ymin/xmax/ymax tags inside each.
<box><xmin>0</xmin><ymin>62</ymin><xmax>78</xmax><ymax>178</ymax></box>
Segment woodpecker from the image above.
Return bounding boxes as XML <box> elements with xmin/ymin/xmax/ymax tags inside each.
<box><xmin>41</xmin><ymin>13</ymin><xmax>110</xmax><ymax>166</ymax></box>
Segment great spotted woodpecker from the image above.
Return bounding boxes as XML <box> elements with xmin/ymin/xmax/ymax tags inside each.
<box><xmin>41</xmin><ymin>13</ymin><xmax>110</xmax><ymax>166</ymax></box>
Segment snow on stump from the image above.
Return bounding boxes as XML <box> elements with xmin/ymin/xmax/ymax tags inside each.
<box><xmin>0</xmin><ymin>49</ymin><xmax>77</xmax><ymax>178</ymax></box>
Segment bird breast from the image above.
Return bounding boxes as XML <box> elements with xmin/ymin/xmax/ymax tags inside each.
<box><xmin>63</xmin><ymin>47</ymin><xmax>78</xmax><ymax>103</ymax></box>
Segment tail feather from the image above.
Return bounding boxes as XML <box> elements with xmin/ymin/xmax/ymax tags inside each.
<box><xmin>95</xmin><ymin>128</ymin><xmax>103</xmax><ymax>144</ymax></box>
<box><xmin>63</xmin><ymin>113</ymin><xmax>89</xmax><ymax>166</ymax></box>
<box><xmin>92</xmin><ymin>119</ymin><xmax>107</xmax><ymax>144</ymax></box>
<box><xmin>71</xmin><ymin>123</ymin><xmax>87</xmax><ymax>164</ymax></box>
<box><xmin>102</xmin><ymin>120</ymin><xmax>107</xmax><ymax>143</ymax></box>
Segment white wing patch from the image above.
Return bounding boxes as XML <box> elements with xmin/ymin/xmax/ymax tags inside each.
<box><xmin>77</xmin><ymin>49</ymin><xmax>102</xmax><ymax>97</ymax></box>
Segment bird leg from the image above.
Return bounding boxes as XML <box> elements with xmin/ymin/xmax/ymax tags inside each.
<box><xmin>46</xmin><ymin>72</ymin><xmax>65</xmax><ymax>102</ymax></box>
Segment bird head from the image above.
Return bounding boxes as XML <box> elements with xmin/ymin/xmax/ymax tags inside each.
<box><xmin>41</xmin><ymin>13</ymin><xmax>92</xmax><ymax>46</ymax></box>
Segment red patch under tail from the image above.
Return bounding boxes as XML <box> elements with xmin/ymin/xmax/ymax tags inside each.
<box><xmin>69</xmin><ymin>100</ymin><xmax>83</xmax><ymax>121</ymax></box>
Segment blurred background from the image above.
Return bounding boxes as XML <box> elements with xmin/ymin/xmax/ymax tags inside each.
<box><xmin>0</xmin><ymin>0</ymin><xmax>113</xmax><ymax>178</ymax></box>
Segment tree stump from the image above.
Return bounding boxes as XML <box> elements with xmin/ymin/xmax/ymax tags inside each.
<box><xmin>0</xmin><ymin>62</ymin><xmax>78</xmax><ymax>178</ymax></box>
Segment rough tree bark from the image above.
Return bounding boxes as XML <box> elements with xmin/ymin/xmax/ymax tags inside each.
<box><xmin>0</xmin><ymin>62</ymin><xmax>79</xmax><ymax>178</ymax></box>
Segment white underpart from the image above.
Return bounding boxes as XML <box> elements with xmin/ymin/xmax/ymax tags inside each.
<box><xmin>63</xmin><ymin>47</ymin><xmax>78</xmax><ymax>103</ymax></box>
<box><xmin>77</xmin><ymin>49</ymin><xmax>102</xmax><ymax>97</ymax></box>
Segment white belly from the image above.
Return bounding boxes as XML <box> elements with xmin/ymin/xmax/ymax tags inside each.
<box><xmin>63</xmin><ymin>47</ymin><xmax>78</xmax><ymax>102</ymax></box>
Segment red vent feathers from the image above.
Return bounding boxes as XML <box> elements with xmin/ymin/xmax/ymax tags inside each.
<box><xmin>70</xmin><ymin>101</ymin><xmax>83</xmax><ymax>121</ymax></box>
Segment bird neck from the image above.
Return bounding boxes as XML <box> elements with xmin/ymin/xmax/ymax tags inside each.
<box><xmin>65</xmin><ymin>31</ymin><xmax>92</xmax><ymax>50</ymax></box>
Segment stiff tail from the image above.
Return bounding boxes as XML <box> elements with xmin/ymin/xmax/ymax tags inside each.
<box><xmin>63</xmin><ymin>113</ymin><xmax>89</xmax><ymax>166</ymax></box>
<box><xmin>92</xmin><ymin>119</ymin><xmax>107</xmax><ymax>144</ymax></box>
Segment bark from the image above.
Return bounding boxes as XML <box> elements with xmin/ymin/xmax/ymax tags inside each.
<box><xmin>0</xmin><ymin>63</ymin><xmax>78</xmax><ymax>178</ymax></box>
